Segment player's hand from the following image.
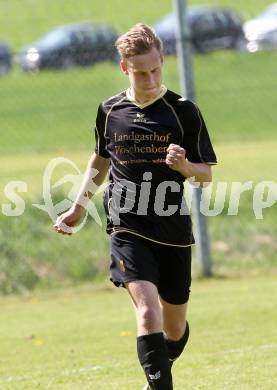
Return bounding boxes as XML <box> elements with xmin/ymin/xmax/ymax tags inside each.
<box><xmin>53</xmin><ymin>206</ymin><xmax>84</xmax><ymax>235</ymax></box>
<box><xmin>165</xmin><ymin>144</ymin><xmax>187</xmax><ymax>173</ymax></box>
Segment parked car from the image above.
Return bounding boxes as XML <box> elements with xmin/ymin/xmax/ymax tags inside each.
<box><xmin>244</xmin><ymin>23</ymin><xmax>277</xmax><ymax>52</ymax></box>
<box><xmin>243</xmin><ymin>3</ymin><xmax>277</xmax><ymax>52</ymax></box>
<box><xmin>254</xmin><ymin>3</ymin><xmax>277</xmax><ymax>20</ymax></box>
<box><xmin>17</xmin><ymin>22</ymin><xmax>118</xmax><ymax>71</ymax></box>
<box><xmin>154</xmin><ymin>6</ymin><xmax>245</xmax><ymax>55</ymax></box>
<box><xmin>0</xmin><ymin>41</ymin><xmax>12</xmax><ymax>75</ymax></box>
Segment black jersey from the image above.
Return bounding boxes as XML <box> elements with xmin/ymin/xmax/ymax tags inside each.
<box><xmin>94</xmin><ymin>87</ymin><xmax>217</xmax><ymax>246</ymax></box>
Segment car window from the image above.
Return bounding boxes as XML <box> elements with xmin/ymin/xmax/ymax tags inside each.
<box><xmin>39</xmin><ymin>30</ymin><xmax>71</xmax><ymax>47</ymax></box>
<box><xmin>213</xmin><ymin>11</ymin><xmax>229</xmax><ymax>28</ymax></box>
<box><xmin>195</xmin><ymin>13</ymin><xmax>214</xmax><ymax>32</ymax></box>
<box><xmin>227</xmin><ymin>12</ymin><xmax>241</xmax><ymax>27</ymax></box>
<box><xmin>86</xmin><ymin>30</ymin><xmax>98</xmax><ymax>44</ymax></box>
<box><xmin>73</xmin><ymin>30</ymin><xmax>97</xmax><ymax>45</ymax></box>
<box><xmin>96</xmin><ymin>28</ymin><xmax>114</xmax><ymax>43</ymax></box>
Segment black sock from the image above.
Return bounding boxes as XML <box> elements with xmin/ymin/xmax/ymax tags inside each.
<box><xmin>165</xmin><ymin>321</ymin><xmax>190</xmax><ymax>366</ymax></box>
<box><xmin>137</xmin><ymin>332</ymin><xmax>173</xmax><ymax>390</ymax></box>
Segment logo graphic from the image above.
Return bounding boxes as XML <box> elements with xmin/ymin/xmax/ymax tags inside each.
<box><xmin>33</xmin><ymin>157</ymin><xmax>102</xmax><ymax>232</ymax></box>
<box><xmin>133</xmin><ymin>113</ymin><xmax>148</xmax><ymax>123</ymax></box>
<box><xmin>149</xmin><ymin>371</ymin><xmax>161</xmax><ymax>381</ymax></box>
<box><xmin>119</xmin><ymin>259</ymin><xmax>126</xmax><ymax>272</ymax></box>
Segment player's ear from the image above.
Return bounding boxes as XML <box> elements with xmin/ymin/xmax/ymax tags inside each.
<box><xmin>120</xmin><ymin>60</ymin><xmax>129</xmax><ymax>75</ymax></box>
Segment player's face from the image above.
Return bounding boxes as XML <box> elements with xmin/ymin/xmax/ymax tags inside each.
<box><xmin>121</xmin><ymin>47</ymin><xmax>163</xmax><ymax>101</ymax></box>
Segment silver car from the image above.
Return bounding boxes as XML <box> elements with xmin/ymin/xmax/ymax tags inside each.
<box><xmin>244</xmin><ymin>3</ymin><xmax>277</xmax><ymax>52</ymax></box>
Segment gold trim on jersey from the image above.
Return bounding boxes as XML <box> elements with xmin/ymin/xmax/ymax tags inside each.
<box><xmin>161</xmin><ymin>98</ymin><xmax>218</xmax><ymax>165</ymax></box>
<box><xmin>161</xmin><ymin>96</ymin><xmax>184</xmax><ymax>138</ymax></box>
<box><xmin>104</xmin><ymin>96</ymin><xmax>126</xmax><ymax>138</ymax></box>
<box><xmin>194</xmin><ymin>104</ymin><xmax>205</xmax><ymax>163</ymax></box>
<box><xmin>126</xmin><ymin>85</ymin><xmax>167</xmax><ymax>109</ymax></box>
<box><xmin>111</xmin><ymin>228</ymin><xmax>194</xmax><ymax>248</ymax></box>
<box><xmin>95</xmin><ymin>125</ymin><xmax>100</xmax><ymax>153</ymax></box>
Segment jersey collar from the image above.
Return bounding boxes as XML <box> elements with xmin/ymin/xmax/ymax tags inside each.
<box><xmin>126</xmin><ymin>85</ymin><xmax>167</xmax><ymax>109</ymax></box>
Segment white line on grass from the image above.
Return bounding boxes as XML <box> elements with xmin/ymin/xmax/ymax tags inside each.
<box><xmin>62</xmin><ymin>365</ymin><xmax>104</xmax><ymax>376</ymax></box>
<box><xmin>0</xmin><ymin>365</ymin><xmax>105</xmax><ymax>384</ymax></box>
<box><xmin>0</xmin><ymin>375</ymin><xmax>31</xmax><ymax>383</ymax></box>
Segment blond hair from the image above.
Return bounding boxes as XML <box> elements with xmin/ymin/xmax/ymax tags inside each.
<box><xmin>115</xmin><ymin>23</ymin><xmax>163</xmax><ymax>59</ymax></box>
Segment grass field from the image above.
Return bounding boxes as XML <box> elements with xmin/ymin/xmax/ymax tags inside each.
<box><xmin>0</xmin><ymin>1</ymin><xmax>276</xmax><ymax>388</ymax></box>
<box><xmin>1</xmin><ymin>51</ymin><xmax>277</xmax><ymax>154</ymax></box>
<box><xmin>1</xmin><ymin>276</ymin><xmax>277</xmax><ymax>389</ymax></box>
<box><xmin>0</xmin><ymin>0</ymin><xmax>276</xmax><ymax>292</ymax></box>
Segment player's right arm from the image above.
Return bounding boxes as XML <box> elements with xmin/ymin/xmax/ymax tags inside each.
<box><xmin>53</xmin><ymin>153</ymin><xmax>110</xmax><ymax>235</ymax></box>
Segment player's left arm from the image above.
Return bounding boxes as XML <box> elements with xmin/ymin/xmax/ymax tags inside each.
<box><xmin>168</xmin><ymin>100</ymin><xmax>217</xmax><ymax>186</ymax></box>
<box><xmin>166</xmin><ymin>144</ymin><xmax>212</xmax><ymax>187</ymax></box>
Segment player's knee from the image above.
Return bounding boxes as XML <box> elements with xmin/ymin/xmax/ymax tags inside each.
<box><xmin>138</xmin><ymin>305</ymin><xmax>162</xmax><ymax>331</ymax></box>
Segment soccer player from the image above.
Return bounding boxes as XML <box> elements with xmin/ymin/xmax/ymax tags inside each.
<box><xmin>54</xmin><ymin>23</ymin><xmax>217</xmax><ymax>390</ymax></box>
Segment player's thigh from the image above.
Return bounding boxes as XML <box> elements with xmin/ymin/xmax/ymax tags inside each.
<box><xmin>110</xmin><ymin>232</ymin><xmax>159</xmax><ymax>287</ymax></box>
<box><xmin>157</xmin><ymin>245</ymin><xmax>192</xmax><ymax>305</ymax></box>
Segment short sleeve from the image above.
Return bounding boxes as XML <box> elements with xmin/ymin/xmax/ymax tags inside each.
<box><xmin>94</xmin><ymin>104</ymin><xmax>110</xmax><ymax>158</ymax></box>
<box><xmin>181</xmin><ymin>101</ymin><xmax>217</xmax><ymax>165</ymax></box>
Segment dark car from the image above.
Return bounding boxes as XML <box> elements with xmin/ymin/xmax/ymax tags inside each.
<box><xmin>154</xmin><ymin>6</ymin><xmax>245</xmax><ymax>55</ymax></box>
<box><xmin>243</xmin><ymin>3</ymin><xmax>277</xmax><ymax>52</ymax></box>
<box><xmin>17</xmin><ymin>22</ymin><xmax>118</xmax><ymax>71</ymax></box>
<box><xmin>0</xmin><ymin>41</ymin><xmax>12</xmax><ymax>75</ymax></box>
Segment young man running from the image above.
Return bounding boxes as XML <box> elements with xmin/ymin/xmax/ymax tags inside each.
<box><xmin>54</xmin><ymin>23</ymin><xmax>217</xmax><ymax>390</ymax></box>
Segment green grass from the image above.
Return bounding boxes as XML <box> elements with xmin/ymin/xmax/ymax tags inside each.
<box><xmin>0</xmin><ymin>2</ymin><xmax>276</xmax><ymax>385</ymax></box>
<box><xmin>1</xmin><ymin>51</ymin><xmax>277</xmax><ymax>153</ymax></box>
<box><xmin>0</xmin><ymin>0</ymin><xmax>170</xmax><ymax>50</ymax></box>
<box><xmin>1</xmin><ymin>1</ymin><xmax>277</xmax><ymax>154</ymax></box>
<box><xmin>0</xmin><ymin>276</ymin><xmax>276</xmax><ymax>389</ymax></box>
<box><xmin>1</xmin><ymin>61</ymin><xmax>276</xmax><ymax>292</ymax></box>
<box><xmin>0</xmin><ymin>0</ymin><xmax>276</xmax><ymax>293</ymax></box>
<box><xmin>1</xmin><ymin>0</ymin><xmax>273</xmax><ymax>50</ymax></box>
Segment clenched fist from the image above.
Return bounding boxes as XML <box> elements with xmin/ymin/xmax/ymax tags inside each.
<box><xmin>165</xmin><ymin>144</ymin><xmax>187</xmax><ymax>173</ymax></box>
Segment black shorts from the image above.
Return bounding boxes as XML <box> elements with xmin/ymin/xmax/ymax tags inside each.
<box><xmin>109</xmin><ymin>232</ymin><xmax>192</xmax><ymax>305</ymax></box>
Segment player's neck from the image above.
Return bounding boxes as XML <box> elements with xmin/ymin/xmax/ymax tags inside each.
<box><xmin>129</xmin><ymin>86</ymin><xmax>163</xmax><ymax>104</ymax></box>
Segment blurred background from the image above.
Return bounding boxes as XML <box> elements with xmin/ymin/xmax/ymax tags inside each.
<box><xmin>0</xmin><ymin>0</ymin><xmax>276</xmax><ymax>294</ymax></box>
